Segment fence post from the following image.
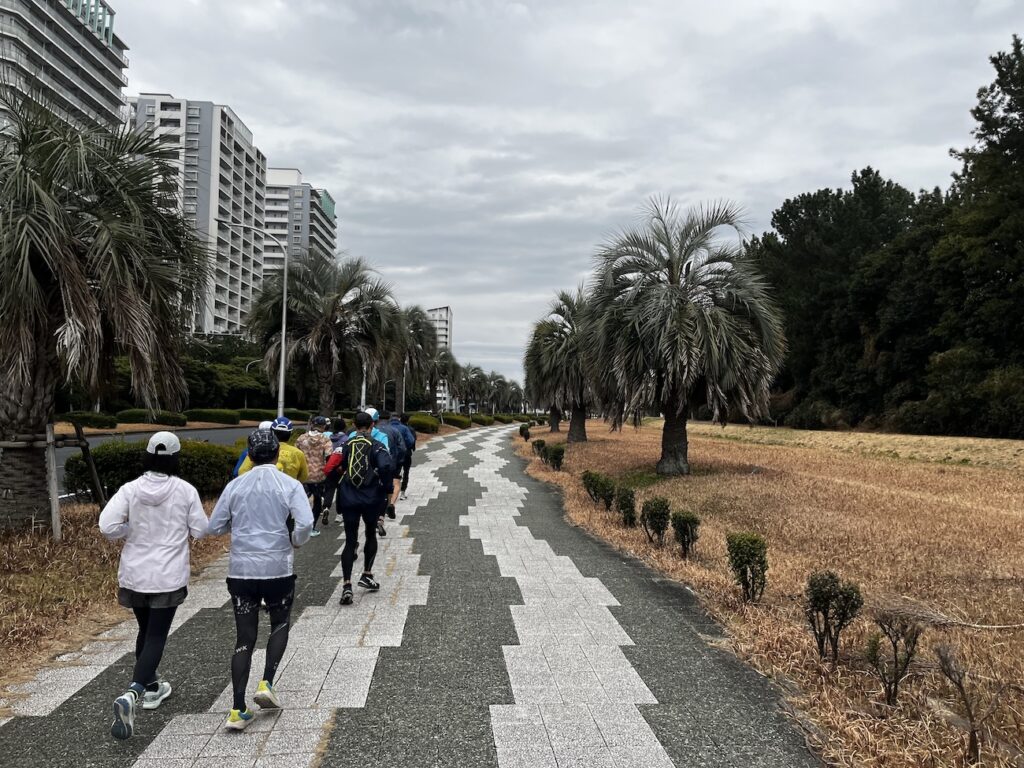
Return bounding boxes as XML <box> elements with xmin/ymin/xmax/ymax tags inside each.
<box><xmin>45</xmin><ymin>424</ymin><xmax>62</xmax><ymax>542</ymax></box>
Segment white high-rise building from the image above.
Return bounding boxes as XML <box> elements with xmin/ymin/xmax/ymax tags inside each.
<box><xmin>264</xmin><ymin>167</ymin><xmax>337</xmax><ymax>276</ymax></box>
<box><xmin>0</xmin><ymin>0</ymin><xmax>128</xmax><ymax>127</ymax></box>
<box><xmin>128</xmin><ymin>93</ymin><xmax>267</xmax><ymax>334</ymax></box>
<box><xmin>427</xmin><ymin>306</ymin><xmax>454</xmax><ymax>410</ymax></box>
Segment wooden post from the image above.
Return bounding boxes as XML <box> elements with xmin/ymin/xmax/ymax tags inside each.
<box><xmin>73</xmin><ymin>422</ymin><xmax>107</xmax><ymax>507</ymax></box>
<box><xmin>45</xmin><ymin>424</ymin><xmax>62</xmax><ymax>542</ymax></box>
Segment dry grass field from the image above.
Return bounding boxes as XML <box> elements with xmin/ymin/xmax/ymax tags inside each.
<box><xmin>515</xmin><ymin>420</ymin><xmax>1024</xmax><ymax>767</ymax></box>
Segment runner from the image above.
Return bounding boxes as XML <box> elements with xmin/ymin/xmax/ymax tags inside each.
<box><xmin>296</xmin><ymin>416</ymin><xmax>333</xmax><ymax>530</ymax></box>
<box><xmin>325</xmin><ymin>411</ymin><xmax>394</xmax><ymax>605</ymax></box>
<box><xmin>376</xmin><ymin>410</ymin><xmax>407</xmax><ymax>521</ymax></box>
<box><xmin>349</xmin><ymin>408</ymin><xmax>390</xmax><ymax>537</ymax></box>
<box><xmin>237</xmin><ymin>416</ymin><xmax>309</xmax><ymax>485</ymax></box>
<box><xmin>209</xmin><ymin>428</ymin><xmax>314</xmax><ymax>731</ymax></box>
<box><xmin>322</xmin><ymin>417</ymin><xmax>348</xmax><ymax>515</ymax></box>
<box><xmin>394</xmin><ymin>412</ymin><xmax>417</xmax><ymax>500</ymax></box>
<box><xmin>232</xmin><ymin>420</ymin><xmax>273</xmax><ymax>478</ymax></box>
<box><xmin>99</xmin><ymin>432</ymin><xmax>209</xmax><ymax>740</ymax></box>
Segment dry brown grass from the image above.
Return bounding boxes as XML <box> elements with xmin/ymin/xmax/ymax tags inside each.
<box><xmin>516</xmin><ymin>421</ymin><xmax>1024</xmax><ymax>768</ymax></box>
<box><xmin>52</xmin><ymin>421</ymin><xmax>260</xmax><ymax>436</ymax></box>
<box><xmin>0</xmin><ymin>502</ymin><xmax>228</xmax><ymax>695</ymax></box>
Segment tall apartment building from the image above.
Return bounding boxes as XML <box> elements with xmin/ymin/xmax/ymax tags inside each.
<box><xmin>264</xmin><ymin>167</ymin><xmax>338</xmax><ymax>276</ymax></box>
<box><xmin>0</xmin><ymin>0</ymin><xmax>128</xmax><ymax>127</ymax></box>
<box><xmin>427</xmin><ymin>306</ymin><xmax>454</xmax><ymax>410</ymax></box>
<box><xmin>129</xmin><ymin>93</ymin><xmax>267</xmax><ymax>334</ymax></box>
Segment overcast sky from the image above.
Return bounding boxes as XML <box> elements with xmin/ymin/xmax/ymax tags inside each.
<box><xmin>118</xmin><ymin>0</ymin><xmax>1017</xmax><ymax>381</ymax></box>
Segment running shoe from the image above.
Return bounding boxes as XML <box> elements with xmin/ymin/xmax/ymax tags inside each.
<box><xmin>386</xmin><ymin>504</ymin><xmax>396</xmax><ymax>519</ymax></box>
<box><xmin>225</xmin><ymin>708</ymin><xmax>255</xmax><ymax>731</ymax></box>
<box><xmin>339</xmin><ymin>585</ymin><xmax>354</xmax><ymax>605</ymax></box>
<box><xmin>358</xmin><ymin>574</ymin><xmax>380</xmax><ymax>591</ymax></box>
<box><xmin>310</xmin><ymin>529</ymin><xmax>321</xmax><ymax>538</ymax></box>
<box><xmin>377</xmin><ymin>521</ymin><xmax>387</xmax><ymax>537</ymax></box>
<box><xmin>321</xmin><ymin>512</ymin><xmax>330</xmax><ymax>527</ymax></box>
<box><xmin>141</xmin><ymin>680</ymin><xmax>172</xmax><ymax>710</ymax></box>
<box><xmin>399</xmin><ymin>492</ymin><xmax>407</xmax><ymax>501</ymax></box>
<box><xmin>253</xmin><ymin>680</ymin><xmax>281</xmax><ymax>710</ymax></box>
<box><xmin>110</xmin><ymin>691</ymin><xmax>136</xmax><ymax>740</ymax></box>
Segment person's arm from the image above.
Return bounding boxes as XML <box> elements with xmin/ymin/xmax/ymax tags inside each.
<box><xmin>296</xmin><ymin>449</ymin><xmax>309</xmax><ymax>483</ymax></box>
<box><xmin>98</xmin><ymin>486</ymin><xmax>131</xmax><ymax>541</ymax></box>
<box><xmin>375</xmin><ymin>445</ymin><xmax>395</xmax><ymax>489</ymax></box>
<box><xmin>187</xmin><ymin>485</ymin><xmax>209</xmax><ymax>540</ymax></box>
<box><xmin>238</xmin><ymin>455</ymin><xmax>254</xmax><ymax>475</ymax></box>
<box><xmin>208</xmin><ymin>484</ymin><xmax>233</xmax><ymax>535</ymax></box>
<box><xmin>324</xmin><ymin>449</ymin><xmax>344</xmax><ymax>478</ymax></box>
<box><xmin>288</xmin><ymin>481</ymin><xmax>315</xmax><ymax>547</ymax></box>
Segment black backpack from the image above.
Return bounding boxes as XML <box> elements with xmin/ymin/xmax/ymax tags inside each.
<box><xmin>345</xmin><ymin>435</ymin><xmax>378</xmax><ymax>489</ymax></box>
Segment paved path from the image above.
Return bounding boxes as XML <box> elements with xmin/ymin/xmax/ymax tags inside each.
<box><xmin>2</xmin><ymin>427</ymin><xmax>819</xmax><ymax>767</ymax></box>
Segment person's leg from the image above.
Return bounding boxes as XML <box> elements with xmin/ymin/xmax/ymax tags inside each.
<box><xmin>400</xmin><ymin>454</ymin><xmax>412</xmax><ymax>495</ymax></box>
<box><xmin>131</xmin><ymin>606</ymin><xmax>177</xmax><ymax>693</ymax></box>
<box><xmin>229</xmin><ymin>590</ymin><xmax>260</xmax><ymax>712</ymax></box>
<box><xmin>340</xmin><ymin>511</ymin><xmax>360</xmax><ymax>583</ymax></box>
<box><xmin>361</xmin><ymin>507</ymin><xmax>379</xmax><ymax>576</ymax></box>
<box><xmin>311</xmin><ymin>482</ymin><xmax>323</xmax><ymax>524</ymax></box>
<box><xmin>261</xmin><ymin>579</ymin><xmax>294</xmax><ymax>685</ymax></box>
<box><xmin>132</xmin><ymin>607</ymin><xmax>150</xmax><ymax>663</ymax></box>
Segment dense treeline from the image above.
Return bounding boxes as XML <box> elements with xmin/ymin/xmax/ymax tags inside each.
<box><xmin>750</xmin><ymin>36</ymin><xmax>1024</xmax><ymax>438</ymax></box>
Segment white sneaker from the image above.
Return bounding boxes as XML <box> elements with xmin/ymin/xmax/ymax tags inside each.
<box><xmin>253</xmin><ymin>680</ymin><xmax>281</xmax><ymax>709</ymax></box>
<box><xmin>399</xmin><ymin>492</ymin><xmax>407</xmax><ymax>500</ymax></box>
<box><xmin>110</xmin><ymin>691</ymin><xmax>136</xmax><ymax>740</ymax></box>
<box><xmin>141</xmin><ymin>680</ymin><xmax>172</xmax><ymax>710</ymax></box>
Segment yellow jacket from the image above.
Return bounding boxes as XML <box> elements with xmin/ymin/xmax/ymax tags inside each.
<box><xmin>239</xmin><ymin>442</ymin><xmax>309</xmax><ymax>483</ymax></box>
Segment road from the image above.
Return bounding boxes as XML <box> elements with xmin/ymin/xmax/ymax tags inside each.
<box><xmin>57</xmin><ymin>426</ymin><xmax>253</xmax><ymax>493</ymax></box>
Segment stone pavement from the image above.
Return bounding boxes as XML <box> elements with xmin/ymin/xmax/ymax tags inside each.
<box><xmin>0</xmin><ymin>427</ymin><xmax>820</xmax><ymax>768</ymax></box>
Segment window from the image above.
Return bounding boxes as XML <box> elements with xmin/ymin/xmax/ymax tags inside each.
<box><xmin>185</xmin><ymin>139</ymin><xmax>199</xmax><ymax>149</ymax></box>
<box><xmin>185</xmin><ymin>170</ymin><xmax>198</xmax><ymax>181</ymax></box>
<box><xmin>292</xmin><ymin>212</ymin><xmax>302</xmax><ymax>221</ymax></box>
<box><xmin>293</xmin><ymin>225</ymin><xmax>301</xmax><ymax>232</ymax></box>
<box><xmin>184</xmin><ymin>203</ymin><xmax>197</xmax><ymax>213</ymax></box>
<box><xmin>292</xmin><ymin>236</ymin><xmax>301</xmax><ymax>244</ymax></box>
<box><xmin>184</xmin><ymin>187</ymin><xmax>197</xmax><ymax>198</ymax></box>
<box><xmin>185</xmin><ymin>154</ymin><xmax>198</xmax><ymax>166</ymax></box>
<box><xmin>292</xmin><ymin>189</ymin><xmax>304</xmax><ymax>197</ymax></box>
<box><xmin>187</xmin><ymin>106</ymin><xmax>200</xmax><ymax>117</ymax></box>
<box><xmin>292</xmin><ymin>202</ymin><xmax>302</xmax><ymax>210</ymax></box>
<box><xmin>160</xmin><ymin>102</ymin><xmax>181</xmax><ymax>111</ymax></box>
<box><xmin>145</xmin><ymin>120</ymin><xmax>154</xmax><ymax>129</ymax></box>
<box><xmin>145</xmin><ymin>105</ymin><xmax>155</xmax><ymax>115</ymax></box>
<box><xmin>186</xmin><ymin>123</ymin><xmax>200</xmax><ymax>134</ymax></box>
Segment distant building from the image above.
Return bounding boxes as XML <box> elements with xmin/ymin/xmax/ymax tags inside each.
<box><xmin>427</xmin><ymin>306</ymin><xmax>454</xmax><ymax>410</ymax></box>
<box><xmin>0</xmin><ymin>0</ymin><xmax>129</xmax><ymax>127</ymax></box>
<box><xmin>264</xmin><ymin>167</ymin><xmax>338</xmax><ymax>276</ymax></box>
<box><xmin>128</xmin><ymin>93</ymin><xmax>267</xmax><ymax>334</ymax></box>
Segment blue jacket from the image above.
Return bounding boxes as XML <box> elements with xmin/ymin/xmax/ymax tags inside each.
<box><xmin>390</xmin><ymin>418</ymin><xmax>416</xmax><ymax>452</ymax></box>
<box><xmin>376</xmin><ymin>422</ymin><xmax>406</xmax><ymax>469</ymax></box>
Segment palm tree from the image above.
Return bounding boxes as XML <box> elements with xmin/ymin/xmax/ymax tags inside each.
<box><xmin>248</xmin><ymin>254</ymin><xmax>398</xmax><ymax>415</ymax></box>
<box><xmin>426</xmin><ymin>348</ymin><xmax>459</xmax><ymax>413</ymax></box>
<box><xmin>393</xmin><ymin>305</ymin><xmax>437</xmax><ymax>414</ymax></box>
<box><xmin>524</xmin><ymin>288</ymin><xmax>592</xmax><ymax>442</ymax></box>
<box><xmin>0</xmin><ymin>95</ymin><xmax>208</xmax><ymax>527</ymax></box>
<box><xmin>485</xmin><ymin>371</ymin><xmax>508</xmax><ymax>415</ymax></box>
<box><xmin>454</xmin><ymin>364</ymin><xmax>485</xmax><ymax>413</ymax></box>
<box><xmin>588</xmin><ymin>198</ymin><xmax>786</xmax><ymax>474</ymax></box>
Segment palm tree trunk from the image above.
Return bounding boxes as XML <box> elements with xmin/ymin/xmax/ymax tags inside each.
<box><xmin>316</xmin><ymin>353</ymin><xmax>334</xmax><ymax>416</ymax></box>
<box><xmin>548</xmin><ymin>405</ymin><xmax>561</xmax><ymax>432</ymax></box>
<box><xmin>399</xmin><ymin>375</ymin><xmax>406</xmax><ymax>415</ymax></box>
<box><xmin>657</xmin><ymin>404</ymin><xmax>690</xmax><ymax>475</ymax></box>
<box><xmin>567</xmin><ymin>405</ymin><xmax>588</xmax><ymax>443</ymax></box>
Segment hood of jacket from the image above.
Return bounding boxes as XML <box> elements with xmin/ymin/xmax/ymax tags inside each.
<box><xmin>133</xmin><ymin>472</ymin><xmax>179</xmax><ymax>506</ymax></box>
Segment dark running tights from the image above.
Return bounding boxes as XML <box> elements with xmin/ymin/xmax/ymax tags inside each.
<box><xmin>132</xmin><ymin>606</ymin><xmax>177</xmax><ymax>690</ymax></box>
<box><xmin>341</xmin><ymin>506</ymin><xmax>379</xmax><ymax>582</ymax></box>
<box><xmin>231</xmin><ymin>602</ymin><xmax>291</xmax><ymax>711</ymax></box>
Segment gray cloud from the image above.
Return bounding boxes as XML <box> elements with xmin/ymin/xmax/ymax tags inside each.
<box><xmin>118</xmin><ymin>0</ymin><xmax>1018</xmax><ymax>380</ymax></box>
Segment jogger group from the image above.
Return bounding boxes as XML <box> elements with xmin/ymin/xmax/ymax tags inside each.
<box><xmin>97</xmin><ymin>406</ymin><xmax>418</xmax><ymax>739</ymax></box>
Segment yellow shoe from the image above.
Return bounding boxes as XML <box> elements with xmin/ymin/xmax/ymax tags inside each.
<box><xmin>225</xmin><ymin>708</ymin><xmax>255</xmax><ymax>730</ymax></box>
<box><xmin>253</xmin><ymin>680</ymin><xmax>281</xmax><ymax>710</ymax></box>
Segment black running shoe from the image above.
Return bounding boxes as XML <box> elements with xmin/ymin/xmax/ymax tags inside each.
<box><xmin>358</xmin><ymin>574</ymin><xmax>380</xmax><ymax>591</ymax></box>
<box><xmin>377</xmin><ymin>521</ymin><xmax>387</xmax><ymax>537</ymax></box>
<box><xmin>339</xmin><ymin>585</ymin><xmax>353</xmax><ymax>605</ymax></box>
<box><xmin>321</xmin><ymin>512</ymin><xmax>330</xmax><ymax>527</ymax></box>
<box><xmin>386</xmin><ymin>504</ymin><xmax>396</xmax><ymax>519</ymax></box>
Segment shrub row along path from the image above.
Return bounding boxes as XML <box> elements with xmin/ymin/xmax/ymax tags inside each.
<box><xmin>2</xmin><ymin>426</ymin><xmax>819</xmax><ymax>768</ymax></box>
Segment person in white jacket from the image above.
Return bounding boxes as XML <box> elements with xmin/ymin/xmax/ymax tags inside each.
<box><xmin>209</xmin><ymin>428</ymin><xmax>314</xmax><ymax>731</ymax></box>
<box><xmin>98</xmin><ymin>431</ymin><xmax>209</xmax><ymax>740</ymax></box>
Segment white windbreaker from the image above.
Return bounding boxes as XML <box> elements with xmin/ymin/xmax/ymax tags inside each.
<box><xmin>209</xmin><ymin>464</ymin><xmax>314</xmax><ymax>579</ymax></box>
<box><xmin>99</xmin><ymin>472</ymin><xmax>209</xmax><ymax>593</ymax></box>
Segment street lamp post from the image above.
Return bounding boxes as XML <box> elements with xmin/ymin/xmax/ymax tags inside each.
<box><xmin>382</xmin><ymin>379</ymin><xmax>395</xmax><ymax>413</ymax></box>
<box><xmin>216</xmin><ymin>219</ymin><xmax>289</xmax><ymax>417</ymax></box>
<box><xmin>243</xmin><ymin>358</ymin><xmax>261</xmax><ymax>410</ymax></box>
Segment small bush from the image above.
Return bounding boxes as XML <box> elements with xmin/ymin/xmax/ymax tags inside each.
<box><xmin>65</xmin><ymin>439</ymin><xmax>236</xmax><ymax>498</ymax></box>
<box><xmin>513</xmin><ymin>414</ymin><xmax>532</xmax><ymax>423</ymax></box>
<box><xmin>184</xmin><ymin>408</ymin><xmax>240</xmax><ymax>425</ymax></box>
<box><xmin>866</xmin><ymin>609</ymin><xmax>923</xmax><ymax>706</ymax></box>
<box><xmin>494</xmin><ymin>414</ymin><xmax>515</xmax><ymax>424</ymax></box>
<box><xmin>239</xmin><ymin>408</ymin><xmax>277</xmax><ymax>422</ymax></box>
<box><xmin>597</xmin><ymin>477</ymin><xmax>615</xmax><ymax>510</ymax></box>
<box><xmin>804</xmin><ymin>571</ymin><xmax>864</xmax><ymax>663</ymax></box>
<box><xmin>519</xmin><ymin>423</ymin><xmax>531</xmax><ymax>441</ymax></box>
<box><xmin>547</xmin><ymin>444</ymin><xmax>565</xmax><ymax>470</ymax></box>
<box><xmin>57</xmin><ymin>411</ymin><xmax>118</xmax><ymax>429</ymax></box>
<box><xmin>671</xmin><ymin>509</ymin><xmax>700</xmax><ymax>558</ymax></box>
<box><xmin>616</xmin><ymin>486</ymin><xmax>636</xmax><ymax>527</ymax></box>
<box><xmin>532</xmin><ymin>439</ymin><xmax>546</xmax><ymax>457</ymax></box>
<box><xmin>726</xmin><ymin>532</ymin><xmax>768</xmax><ymax>602</ymax></box>
<box><xmin>283</xmin><ymin>408</ymin><xmax>313</xmax><ymax>422</ymax></box>
<box><xmin>115</xmin><ymin>409</ymin><xmax>188</xmax><ymax>427</ymax></box>
<box><xmin>408</xmin><ymin>413</ymin><xmax>440</xmax><ymax>434</ymax></box>
<box><xmin>582</xmin><ymin>470</ymin><xmax>601</xmax><ymax>502</ymax></box>
<box><xmin>441</xmin><ymin>412</ymin><xmax>472</xmax><ymax>429</ymax></box>
<box><xmin>471</xmin><ymin>413</ymin><xmax>495</xmax><ymax>426</ymax></box>
<box><xmin>641</xmin><ymin>497</ymin><xmax>671</xmax><ymax>545</ymax></box>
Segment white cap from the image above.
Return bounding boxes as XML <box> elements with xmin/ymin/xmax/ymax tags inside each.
<box><xmin>146</xmin><ymin>431</ymin><xmax>181</xmax><ymax>455</ymax></box>
<box><xmin>258</xmin><ymin>420</ymin><xmax>274</xmax><ymax>430</ymax></box>
<box><xmin>364</xmin><ymin>407</ymin><xmax>380</xmax><ymax>421</ymax></box>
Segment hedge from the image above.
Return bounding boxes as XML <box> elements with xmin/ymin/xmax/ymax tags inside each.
<box><xmin>493</xmin><ymin>414</ymin><xmax>515</xmax><ymax>424</ymax></box>
<box><xmin>184</xmin><ymin>408</ymin><xmax>240</xmax><ymax>425</ymax></box>
<box><xmin>58</xmin><ymin>411</ymin><xmax>118</xmax><ymax>429</ymax></box>
<box><xmin>471</xmin><ymin>413</ymin><xmax>495</xmax><ymax>426</ymax></box>
<box><xmin>65</xmin><ymin>439</ymin><xmax>236</xmax><ymax>498</ymax></box>
<box><xmin>441</xmin><ymin>412</ymin><xmax>472</xmax><ymax>429</ymax></box>
<box><xmin>239</xmin><ymin>408</ymin><xmax>277</xmax><ymax>422</ymax></box>
<box><xmin>408</xmin><ymin>413</ymin><xmax>439</xmax><ymax>434</ymax></box>
<box><xmin>115</xmin><ymin>409</ymin><xmax>188</xmax><ymax>427</ymax></box>
<box><xmin>283</xmin><ymin>408</ymin><xmax>314</xmax><ymax>423</ymax></box>
<box><xmin>513</xmin><ymin>414</ymin><xmax>532</xmax><ymax>423</ymax></box>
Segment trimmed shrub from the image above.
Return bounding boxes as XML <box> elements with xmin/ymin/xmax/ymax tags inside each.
<box><xmin>805</xmin><ymin>571</ymin><xmax>864</xmax><ymax>663</ymax></box>
<box><xmin>519</xmin><ymin>423</ymin><xmax>531</xmax><ymax>441</ymax></box>
<box><xmin>726</xmin><ymin>532</ymin><xmax>768</xmax><ymax>602</ymax></box>
<box><xmin>408</xmin><ymin>413</ymin><xmax>440</xmax><ymax>434</ymax></box>
<box><xmin>494</xmin><ymin>414</ymin><xmax>515</xmax><ymax>424</ymax></box>
<box><xmin>184</xmin><ymin>408</ymin><xmax>240</xmax><ymax>425</ymax></box>
<box><xmin>513</xmin><ymin>414</ymin><xmax>532</xmax><ymax>423</ymax></box>
<box><xmin>671</xmin><ymin>510</ymin><xmax>701</xmax><ymax>558</ymax></box>
<box><xmin>582</xmin><ymin>470</ymin><xmax>601</xmax><ymax>502</ymax></box>
<box><xmin>65</xmin><ymin>438</ymin><xmax>236</xmax><ymax>498</ymax></box>
<box><xmin>471</xmin><ymin>413</ymin><xmax>495</xmax><ymax>426</ymax></box>
<box><xmin>239</xmin><ymin>408</ymin><xmax>277</xmax><ymax>422</ymax></box>
<box><xmin>866</xmin><ymin>609</ymin><xmax>923</xmax><ymax>706</ymax></box>
<box><xmin>547</xmin><ymin>444</ymin><xmax>565</xmax><ymax>471</ymax></box>
<box><xmin>283</xmin><ymin>408</ymin><xmax>313</xmax><ymax>422</ymax></box>
<box><xmin>641</xmin><ymin>497</ymin><xmax>671</xmax><ymax>545</ymax></box>
<box><xmin>616</xmin><ymin>486</ymin><xmax>636</xmax><ymax>527</ymax></box>
<box><xmin>115</xmin><ymin>409</ymin><xmax>187</xmax><ymax>427</ymax></box>
<box><xmin>58</xmin><ymin>411</ymin><xmax>118</xmax><ymax>429</ymax></box>
<box><xmin>582</xmin><ymin>472</ymin><xmax>616</xmax><ymax>510</ymax></box>
<box><xmin>442</xmin><ymin>412</ymin><xmax>472</xmax><ymax>429</ymax></box>
<box><xmin>532</xmin><ymin>439</ymin><xmax>546</xmax><ymax>457</ymax></box>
